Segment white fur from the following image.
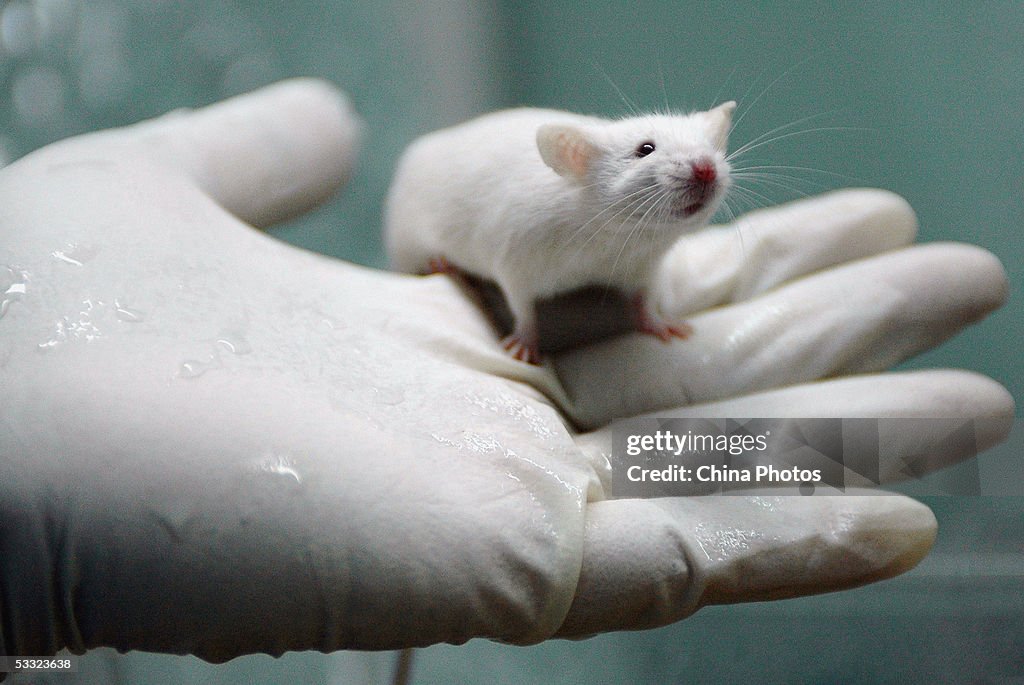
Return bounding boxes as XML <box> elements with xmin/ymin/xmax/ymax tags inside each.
<box><xmin>384</xmin><ymin>103</ymin><xmax>735</xmax><ymax>339</ymax></box>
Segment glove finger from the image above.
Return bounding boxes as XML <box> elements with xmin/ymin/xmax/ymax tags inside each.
<box><xmin>122</xmin><ymin>78</ymin><xmax>361</xmax><ymax>228</ymax></box>
<box><xmin>575</xmin><ymin>369</ymin><xmax>1014</xmax><ymax>495</ymax></box>
<box><xmin>556</xmin><ymin>243</ymin><xmax>1008</xmax><ymax>428</ymax></box>
<box><xmin>656</xmin><ymin>188</ymin><xmax>918</xmax><ymax>315</ymax></box>
<box><xmin>555</xmin><ymin>493</ymin><xmax>936</xmax><ymax>637</ymax></box>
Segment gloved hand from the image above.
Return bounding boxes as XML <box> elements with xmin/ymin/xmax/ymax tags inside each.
<box><xmin>0</xmin><ymin>79</ymin><xmax>1011</xmax><ymax>663</ymax></box>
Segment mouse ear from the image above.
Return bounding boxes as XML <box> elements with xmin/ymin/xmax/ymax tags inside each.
<box><xmin>707</xmin><ymin>100</ymin><xmax>736</xmax><ymax>150</ymax></box>
<box><xmin>536</xmin><ymin>124</ymin><xmax>595</xmax><ymax>180</ymax></box>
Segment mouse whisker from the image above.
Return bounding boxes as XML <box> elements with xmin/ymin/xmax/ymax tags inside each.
<box><xmin>731</xmin><ymin>165</ymin><xmax>863</xmax><ymax>195</ymax></box>
<box><xmin>727</xmin><ymin>110</ymin><xmax>837</xmax><ymax>161</ymax></box>
<box><xmin>607</xmin><ymin>186</ymin><xmax>666</xmax><ymax>262</ymax></box>
<box><xmin>731</xmin><ymin>172</ymin><xmax>821</xmax><ymax>192</ymax></box>
<box><xmin>729</xmin><ymin>55</ymin><xmax>815</xmax><ymax>139</ymax></box>
<box><xmin>726</xmin><ymin>183</ymin><xmax>777</xmax><ymax>211</ymax></box>
<box><xmin>731</xmin><ymin>163</ymin><xmax>857</xmax><ymax>181</ymax></box>
<box><xmin>591</xmin><ymin>60</ymin><xmax>643</xmax><ymax>118</ymax></box>
<box><xmin>606</xmin><ymin>185</ymin><xmax>674</xmax><ymax>288</ymax></box>
<box><xmin>569</xmin><ymin>181</ymin><xmax>659</xmax><ymax>234</ymax></box>
<box><xmin>716</xmin><ymin>192</ymin><xmax>742</xmax><ymax>225</ymax></box>
<box><xmin>729</xmin><ymin>163</ymin><xmax>847</xmax><ymax>211</ymax></box>
<box><xmin>572</xmin><ymin>185</ymin><xmax>662</xmax><ymax>265</ymax></box>
<box><xmin>557</xmin><ymin>192</ymin><xmax>652</xmax><ymax>257</ymax></box>
<box><xmin>728</xmin><ymin>124</ymin><xmax>870</xmax><ymax>163</ymax></box>
<box><xmin>560</xmin><ymin>181</ymin><xmax>662</xmax><ymax>257</ymax></box>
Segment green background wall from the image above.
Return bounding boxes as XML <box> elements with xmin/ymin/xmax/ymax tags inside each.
<box><xmin>2</xmin><ymin>1</ymin><xmax>1020</xmax><ymax>682</ymax></box>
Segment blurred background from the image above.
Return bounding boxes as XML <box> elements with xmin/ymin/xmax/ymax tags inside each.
<box><xmin>2</xmin><ymin>0</ymin><xmax>1020</xmax><ymax>682</ymax></box>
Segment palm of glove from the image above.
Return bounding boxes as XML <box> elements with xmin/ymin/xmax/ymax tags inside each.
<box><xmin>0</xmin><ymin>80</ymin><xmax>1010</xmax><ymax>662</ymax></box>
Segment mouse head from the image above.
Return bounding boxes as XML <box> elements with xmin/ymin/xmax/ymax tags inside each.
<box><xmin>537</xmin><ymin>101</ymin><xmax>735</xmax><ymax>222</ymax></box>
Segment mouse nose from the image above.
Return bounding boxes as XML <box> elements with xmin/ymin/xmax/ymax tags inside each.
<box><xmin>691</xmin><ymin>158</ymin><xmax>717</xmax><ymax>183</ymax></box>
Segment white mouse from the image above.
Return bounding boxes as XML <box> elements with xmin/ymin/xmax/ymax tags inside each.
<box><xmin>384</xmin><ymin>101</ymin><xmax>736</xmax><ymax>364</ymax></box>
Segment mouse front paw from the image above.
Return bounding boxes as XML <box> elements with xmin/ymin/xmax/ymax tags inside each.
<box><xmin>630</xmin><ymin>293</ymin><xmax>693</xmax><ymax>342</ymax></box>
<box><xmin>426</xmin><ymin>255</ymin><xmax>459</xmax><ymax>275</ymax></box>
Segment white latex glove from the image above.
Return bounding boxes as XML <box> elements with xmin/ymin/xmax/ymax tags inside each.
<box><xmin>0</xmin><ymin>79</ymin><xmax>1012</xmax><ymax>663</ymax></box>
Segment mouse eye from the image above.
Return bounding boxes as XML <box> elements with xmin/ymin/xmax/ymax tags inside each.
<box><xmin>634</xmin><ymin>141</ymin><xmax>656</xmax><ymax>158</ymax></box>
